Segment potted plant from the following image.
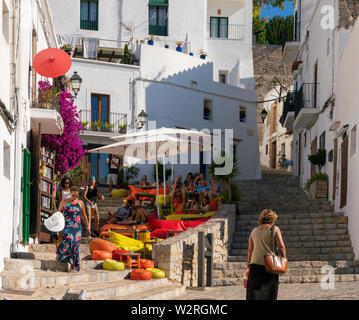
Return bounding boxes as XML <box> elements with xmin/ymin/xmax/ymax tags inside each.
<box><xmin>199</xmin><ymin>50</ymin><xmax>208</xmax><ymax>60</ymax></box>
<box><xmin>60</xmin><ymin>44</ymin><xmax>72</xmax><ymax>55</ymax></box>
<box><xmin>208</xmin><ymin>151</ymin><xmax>240</xmax><ymax>204</ymax></box>
<box><xmin>148</xmin><ymin>35</ymin><xmax>155</xmax><ymax>46</ymax></box>
<box><xmin>176</xmin><ymin>42</ymin><xmax>183</xmax><ymax>52</ymax></box>
<box><xmin>165</xmin><ymin>43</ymin><xmax>169</xmax><ymax>49</ymax></box>
<box><xmin>118</xmin><ymin>122</ymin><xmax>127</xmax><ymax>134</ymax></box>
<box><xmin>37</xmin><ymin>81</ymin><xmax>59</xmax><ymax>109</ymax></box>
<box><xmin>80</xmin><ymin>121</ymin><xmax>89</xmax><ymax>130</ymax></box>
<box><xmin>92</xmin><ymin>120</ymin><xmax>103</xmax><ymax>131</ymax></box>
<box><xmin>104</xmin><ymin>122</ymin><xmax>114</xmax><ymax>132</ymax></box>
<box><xmin>307</xmin><ymin>149</ymin><xmax>328</xmax><ymax>198</ymax></box>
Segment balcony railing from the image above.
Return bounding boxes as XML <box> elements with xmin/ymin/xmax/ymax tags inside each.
<box><xmin>79</xmin><ymin>110</ymin><xmax>127</xmax><ymax>133</ymax></box>
<box><xmin>31</xmin><ymin>96</ymin><xmax>60</xmax><ymax>113</ymax></box>
<box><xmin>281</xmin><ymin>83</ymin><xmax>319</xmax><ymax>125</ymax></box>
<box><xmin>207</xmin><ymin>23</ymin><xmax>245</xmax><ymax>40</ymax></box>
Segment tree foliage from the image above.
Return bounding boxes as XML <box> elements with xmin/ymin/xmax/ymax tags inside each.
<box><xmin>253</xmin><ymin>0</ymin><xmax>293</xmax><ymax>14</ymax></box>
<box><xmin>266</xmin><ymin>15</ymin><xmax>294</xmax><ymax>45</ymax></box>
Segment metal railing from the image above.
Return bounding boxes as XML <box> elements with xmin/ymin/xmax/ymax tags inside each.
<box><xmin>79</xmin><ymin>110</ymin><xmax>127</xmax><ymax>133</ymax></box>
<box><xmin>31</xmin><ymin>96</ymin><xmax>60</xmax><ymax>113</ymax></box>
<box><xmin>207</xmin><ymin>23</ymin><xmax>245</xmax><ymax>40</ymax></box>
<box><xmin>80</xmin><ymin>20</ymin><xmax>98</xmax><ymax>31</ymax></box>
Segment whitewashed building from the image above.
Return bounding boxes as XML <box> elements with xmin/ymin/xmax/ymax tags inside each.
<box><xmin>260</xmin><ymin>86</ymin><xmax>293</xmax><ymax>170</ymax></box>
<box><xmin>282</xmin><ymin>0</ymin><xmax>359</xmax><ymax>258</ymax></box>
<box><xmin>48</xmin><ymin>0</ymin><xmax>261</xmax><ymax>183</ymax></box>
<box><xmin>0</xmin><ymin>0</ymin><xmax>62</xmax><ymax>272</ymax></box>
<box><xmin>334</xmin><ymin>16</ymin><xmax>359</xmax><ymax>259</ymax></box>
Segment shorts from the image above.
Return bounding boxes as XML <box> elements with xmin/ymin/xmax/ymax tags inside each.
<box><xmin>107</xmin><ymin>173</ymin><xmax>118</xmax><ymax>185</ymax></box>
<box><xmin>86</xmin><ymin>202</ymin><xmax>98</xmax><ymax>210</ymax></box>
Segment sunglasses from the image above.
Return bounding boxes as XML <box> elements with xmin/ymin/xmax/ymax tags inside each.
<box><xmin>64</xmin><ymin>182</ymin><xmax>70</xmax><ymax>184</ymax></box>
<box><xmin>71</xmin><ymin>194</ymin><xmax>79</xmax><ymax>198</ymax></box>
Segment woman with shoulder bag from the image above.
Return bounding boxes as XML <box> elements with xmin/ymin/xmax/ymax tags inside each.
<box><xmin>246</xmin><ymin>209</ymin><xmax>287</xmax><ymax>300</ymax></box>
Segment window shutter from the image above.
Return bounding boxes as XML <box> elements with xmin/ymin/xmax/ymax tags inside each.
<box><xmin>22</xmin><ymin>149</ymin><xmax>31</xmax><ymax>245</ymax></box>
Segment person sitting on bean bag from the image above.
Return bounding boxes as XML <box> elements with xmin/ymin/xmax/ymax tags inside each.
<box><xmin>122</xmin><ymin>200</ymin><xmax>149</xmax><ymax>224</ymax></box>
<box><xmin>107</xmin><ymin>200</ymin><xmax>134</xmax><ymax>224</ymax></box>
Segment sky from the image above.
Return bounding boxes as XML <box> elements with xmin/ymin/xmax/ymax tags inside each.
<box><xmin>260</xmin><ymin>0</ymin><xmax>294</xmax><ymax>18</ymax></box>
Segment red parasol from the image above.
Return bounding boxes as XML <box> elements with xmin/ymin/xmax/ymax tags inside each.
<box><xmin>33</xmin><ymin>48</ymin><xmax>72</xmax><ymax>78</ymax></box>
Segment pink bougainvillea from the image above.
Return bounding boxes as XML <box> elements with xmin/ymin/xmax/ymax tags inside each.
<box><xmin>41</xmin><ymin>86</ymin><xmax>87</xmax><ymax>178</ymax></box>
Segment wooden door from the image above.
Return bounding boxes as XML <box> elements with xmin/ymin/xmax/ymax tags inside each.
<box><xmin>332</xmin><ymin>138</ymin><xmax>338</xmax><ymax>200</ymax></box>
<box><xmin>270</xmin><ymin>140</ymin><xmax>277</xmax><ymax>169</ymax></box>
<box><xmin>340</xmin><ymin>135</ymin><xmax>349</xmax><ymax>208</ymax></box>
<box><xmin>298</xmin><ymin>133</ymin><xmax>302</xmax><ymax>176</ymax></box>
<box><xmin>311</xmin><ymin>137</ymin><xmax>318</xmax><ymax>178</ymax></box>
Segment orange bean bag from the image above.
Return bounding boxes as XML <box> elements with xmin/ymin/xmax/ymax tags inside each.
<box><xmin>210</xmin><ymin>199</ymin><xmax>219</xmax><ymax>211</ymax></box>
<box><xmin>140</xmin><ymin>259</ymin><xmax>155</xmax><ymax>269</ymax></box>
<box><xmin>91</xmin><ymin>250</ymin><xmax>112</xmax><ymax>260</ymax></box>
<box><xmin>130</xmin><ymin>269</ymin><xmax>152</xmax><ymax>280</ymax></box>
<box><xmin>126</xmin><ymin>185</ymin><xmax>170</xmax><ymax>201</ymax></box>
<box><xmin>89</xmin><ymin>239</ymin><xmax>117</xmax><ymax>254</ymax></box>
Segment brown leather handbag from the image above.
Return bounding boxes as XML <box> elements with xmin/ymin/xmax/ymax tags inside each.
<box><xmin>264</xmin><ymin>225</ymin><xmax>288</xmax><ymax>275</ymax></box>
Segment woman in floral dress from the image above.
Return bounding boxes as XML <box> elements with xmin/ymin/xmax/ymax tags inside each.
<box><xmin>56</xmin><ymin>186</ymin><xmax>91</xmax><ymax>272</ymax></box>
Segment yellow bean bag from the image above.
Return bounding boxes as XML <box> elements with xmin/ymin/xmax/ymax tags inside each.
<box><xmin>103</xmin><ymin>259</ymin><xmax>125</xmax><ymax>271</ymax></box>
<box><xmin>111</xmin><ymin>189</ymin><xmax>128</xmax><ymax>197</ymax></box>
<box><xmin>146</xmin><ymin>268</ymin><xmax>166</xmax><ymax>279</ymax></box>
<box><xmin>156</xmin><ymin>195</ymin><xmax>170</xmax><ymax>206</ymax></box>
<box><xmin>109</xmin><ymin>230</ymin><xmax>152</xmax><ymax>254</ymax></box>
<box><xmin>165</xmin><ymin>211</ymin><xmax>216</xmax><ymax>221</ymax></box>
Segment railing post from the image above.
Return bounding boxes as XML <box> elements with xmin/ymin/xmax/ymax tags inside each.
<box><xmin>198</xmin><ymin>231</ymin><xmax>205</xmax><ymax>288</ymax></box>
<box><xmin>206</xmin><ymin>233</ymin><xmax>214</xmax><ymax>287</ymax></box>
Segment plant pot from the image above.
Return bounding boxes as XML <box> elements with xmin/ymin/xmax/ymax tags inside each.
<box><xmin>38</xmin><ymin>101</ymin><xmax>52</xmax><ymax>109</ymax></box>
<box><xmin>65</xmin><ymin>50</ymin><xmax>72</xmax><ymax>56</ymax></box>
<box><xmin>82</xmin><ymin>126</ymin><xmax>89</xmax><ymax>131</ymax></box>
<box><xmin>200</xmin><ymin>55</ymin><xmax>206</xmax><ymax>60</ymax></box>
<box><xmin>189</xmin><ymin>52</ymin><xmax>194</xmax><ymax>56</ymax></box>
<box><xmin>93</xmin><ymin>127</ymin><xmax>101</xmax><ymax>131</ymax></box>
<box><xmin>148</xmin><ymin>40</ymin><xmax>154</xmax><ymax>46</ymax></box>
<box><xmin>119</xmin><ymin>129</ymin><xmax>127</xmax><ymax>134</ymax></box>
<box><xmin>309</xmin><ymin>180</ymin><xmax>328</xmax><ymax>198</ymax></box>
<box><xmin>176</xmin><ymin>47</ymin><xmax>183</xmax><ymax>52</ymax></box>
<box><xmin>165</xmin><ymin>45</ymin><xmax>169</xmax><ymax>49</ymax></box>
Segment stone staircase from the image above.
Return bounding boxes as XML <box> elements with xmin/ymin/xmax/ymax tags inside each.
<box><xmin>0</xmin><ymin>191</ymin><xmax>186</xmax><ymax>300</ymax></box>
<box><xmin>214</xmin><ymin>169</ymin><xmax>359</xmax><ymax>285</ymax></box>
<box><xmin>0</xmin><ymin>241</ymin><xmax>185</xmax><ymax>300</ymax></box>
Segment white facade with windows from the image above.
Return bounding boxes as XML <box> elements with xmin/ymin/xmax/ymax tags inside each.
<box><xmin>0</xmin><ymin>0</ymin><xmax>59</xmax><ymax>272</ymax></box>
<box><xmin>49</xmin><ymin>0</ymin><xmax>260</xmax><ymax>183</ymax></box>
<box><xmin>283</xmin><ymin>0</ymin><xmax>359</xmax><ymax>258</ymax></box>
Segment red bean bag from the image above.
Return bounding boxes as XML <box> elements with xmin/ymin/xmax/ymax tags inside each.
<box><xmin>210</xmin><ymin>199</ymin><xmax>219</xmax><ymax>211</ymax></box>
<box><xmin>183</xmin><ymin>218</ymin><xmax>210</xmax><ymax>229</ymax></box>
<box><xmin>140</xmin><ymin>259</ymin><xmax>155</xmax><ymax>269</ymax></box>
<box><xmin>150</xmin><ymin>228</ymin><xmax>168</xmax><ymax>239</ymax></box>
<box><xmin>148</xmin><ymin>218</ymin><xmax>186</xmax><ymax>231</ymax></box>
<box><xmin>126</xmin><ymin>185</ymin><xmax>170</xmax><ymax>201</ymax></box>
<box><xmin>112</xmin><ymin>249</ymin><xmax>131</xmax><ymax>261</ymax></box>
<box><xmin>130</xmin><ymin>269</ymin><xmax>152</xmax><ymax>280</ymax></box>
<box><xmin>92</xmin><ymin>250</ymin><xmax>112</xmax><ymax>260</ymax></box>
<box><xmin>89</xmin><ymin>239</ymin><xmax>117</xmax><ymax>254</ymax></box>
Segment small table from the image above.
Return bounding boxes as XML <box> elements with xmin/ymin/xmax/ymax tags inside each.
<box><xmin>142</xmin><ymin>239</ymin><xmax>159</xmax><ymax>258</ymax></box>
<box><xmin>116</xmin><ymin>252</ymin><xmax>141</xmax><ymax>269</ymax></box>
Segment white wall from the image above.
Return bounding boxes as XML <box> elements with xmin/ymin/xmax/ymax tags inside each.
<box><xmin>134</xmin><ymin>44</ymin><xmax>260</xmax><ymax>181</ymax></box>
<box><xmin>334</xmin><ymin>17</ymin><xmax>359</xmax><ymax>259</ymax></box>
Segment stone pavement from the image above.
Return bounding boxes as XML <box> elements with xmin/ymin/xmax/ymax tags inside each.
<box><xmin>174</xmin><ymin>282</ymin><xmax>359</xmax><ymax>300</ymax></box>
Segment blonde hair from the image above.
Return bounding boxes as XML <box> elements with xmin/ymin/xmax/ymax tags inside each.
<box><xmin>258</xmin><ymin>209</ymin><xmax>278</xmax><ymax>225</ymax></box>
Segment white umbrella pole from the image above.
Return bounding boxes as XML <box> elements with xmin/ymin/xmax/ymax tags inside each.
<box><xmin>156</xmin><ymin>153</ymin><xmax>160</xmax><ymax>219</ymax></box>
<box><xmin>163</xmin><ymin>156</ymin><xmax>166</xmax><ymax>205</ymax></box>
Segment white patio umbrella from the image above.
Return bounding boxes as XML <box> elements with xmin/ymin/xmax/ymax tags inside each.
<box><xmin>89</xmin><ymin>131</ymin><xmax>214</xmax><ymax>218</ymax></box>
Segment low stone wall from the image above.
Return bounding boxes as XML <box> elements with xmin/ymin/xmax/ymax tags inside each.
<box><xmin>152</xmin><ymin>204</ymin><xmax>236</xmax><ymax>287</ymax></box>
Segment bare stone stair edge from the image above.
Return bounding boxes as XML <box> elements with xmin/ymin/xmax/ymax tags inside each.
<box><xmin>0</xmin><ymin>278</ymin><xmax>185</xmax><ymax>300</ymax></box>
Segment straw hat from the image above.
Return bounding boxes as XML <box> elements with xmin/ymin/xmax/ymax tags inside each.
<box><xmin>44</xmin><ymin>211</ymin><xmax>65</xmax><ymax>233</ymax></box>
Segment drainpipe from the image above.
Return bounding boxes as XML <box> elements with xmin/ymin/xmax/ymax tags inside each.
<box><xmin>10</xmin><ymin>0</ymin><xmax>19</xmax><ymax>257</ymax></box>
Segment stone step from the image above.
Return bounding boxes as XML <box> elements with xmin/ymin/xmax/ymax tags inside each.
<box><xmin>232</xmin><ymin>234</ymin><xmax>351</xmax><ymax>244</ymax></box>
<box><xmin>3</xmin><ymin>258</ymin><xmax>103</xmax><ymax>272</ymax></box>
<box><xmin>213</xmin><ymin>274</ymin><xmax>359</xmax><ymax>286</ymax></box>
<box><xmin>106</xmin><ymin>284</ymin><xmax>187</xmax><ymax>300</ymax></box>
<box><xmin>235</xmin><ymin>229</ymin><xmax>349</xmax><ymax>238</ymax></box>
<box><xmin>231</xmin><ymin>240</ymin><xmax>352</xmax><ymax>249</ymax></box>
<box><xmin>237</xmin><ymin>212</ymin><xmax>345</xmax><ymax>220</ymax></box>
<box><xmin>214</xmin><ymin>260</ymin><xmax>359</xmax><ymax>270</ymax></box>
<box><xmin>236</xmin><ymin>217</ymin><xmax>348</xmax><ymax>226</ymax></box>
<box><xmin>238</xmin><ymin>206</ymin><xmax>334</xmax><ymax>212</ymax></box>
<box><xmin>227</xmin><ymin>253</ymin><xmax>355</xmax><ymax>262</ymax></box>
<box><xmin>230</xmin><ymin>247</ymin><xmax>354</xmax><ymax>257</ymax></box>
<box><xmin>0</xmin><ymin>278</ymin><xmax>169</xmax><ymax>300</ymax></box>
<box><xmin>29</xmin><ymin>243</ymin><xmax>90</xmax><ymax>254</ymax></box>
<box><xmin>0</xmin><ymin>269</ymin><xmax>132</xmax><ymax>291</ymax></box>
<box><xmin>214</xmin><ymin>267</ymin><xmax>359</xmax><ymax>278</ymax></box>
<box><xmin>235</xmin><ymin>224</ymin><xmax>348</xmax><ymax>232</ymax></box>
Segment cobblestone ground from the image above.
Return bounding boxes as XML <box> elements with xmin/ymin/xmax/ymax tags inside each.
<box><xmin>174</xmin><ymin>282</ymin><xmax>359</xmax><ymax>300</ymax></box>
